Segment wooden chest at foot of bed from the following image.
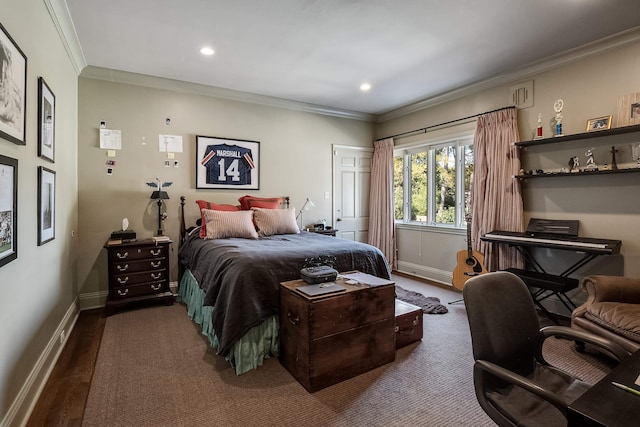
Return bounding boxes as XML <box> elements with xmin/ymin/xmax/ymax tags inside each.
<box><xmin>395</xmin><ymin>299</ymin><xmax>423</xmax><ymax>349</ymax></box>
<box><xmin>279</xmin><ymin>274</ymin><xmax>396</xmax><ymax>392</ymax></box>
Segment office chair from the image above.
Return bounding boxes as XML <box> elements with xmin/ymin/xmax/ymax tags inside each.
<box><xmin>463</xmin><ymin>271</ymin><xmax>628</xmax><ymax>427</ymax></box>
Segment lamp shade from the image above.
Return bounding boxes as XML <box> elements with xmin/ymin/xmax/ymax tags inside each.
<box><xmin>150</xmin><ymin>191</ymin><xmax>169</xmax><ymax>200</ymax></box>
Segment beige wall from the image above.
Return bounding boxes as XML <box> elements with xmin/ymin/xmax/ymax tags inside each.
<box><xmin>77</xmin><ymin>77</ymin><xmax>375</xmax><ymax>305</ymax></box>
<box><xmin>379</xmin><ymin>39</ymin><xmax>640</xmax><ymax>306</ymax></box>
<box><xmin>0</xmin><ymin>0</ymin><xmax>79</xmax><ymax>424</ymax></box>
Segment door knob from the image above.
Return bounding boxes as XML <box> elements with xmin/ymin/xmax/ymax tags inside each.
<box><xmin>336</xmin><ymin>218</ymin><xmax>342</xmax><ymax>222</ymax></box>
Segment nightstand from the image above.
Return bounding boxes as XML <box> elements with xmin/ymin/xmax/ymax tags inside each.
<box><xmin>310</xmin><ymin>228</ymin><xmax>337</xmax><ymax>237</ymax></box>
<box><xmin>104</xmin><ymin>238</ymin><xmax>174</xmax><ymax>315</ymax></box>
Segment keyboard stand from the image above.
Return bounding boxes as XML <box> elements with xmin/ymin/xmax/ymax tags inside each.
<box><xmin>504</xmin><ymin>268</ymin><xmax>578</xmax><ymax>325</ymax></box>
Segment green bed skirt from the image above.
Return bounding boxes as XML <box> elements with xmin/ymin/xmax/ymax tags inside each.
<box><xmin>177</xmin><ymin>269</ymin><xmax>279</xmax><ymax>375</ymax></box>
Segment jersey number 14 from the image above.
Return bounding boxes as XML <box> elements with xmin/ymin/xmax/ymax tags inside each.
<box><xmin>218</xmin><ymin>158</ymin><xmax>240</xmax><ymax>181</ymax></box>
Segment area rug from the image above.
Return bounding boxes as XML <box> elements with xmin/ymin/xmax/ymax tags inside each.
<box><xmin>396</xmin><ymin>285</ymin><xmax>448</xmax><ymax>314</ymax></box>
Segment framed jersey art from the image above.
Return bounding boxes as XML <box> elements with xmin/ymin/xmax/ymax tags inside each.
<box><xmin>196</xmin><ymin>135</ymin><xmax>260</xmax><ymax>189</ymax></box>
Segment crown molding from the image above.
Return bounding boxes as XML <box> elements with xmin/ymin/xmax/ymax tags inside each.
<box><xmin>377</xmin><ymin>26</ymin><xmax>640</xmax><ymax>123</ymax></box>
<box><xmin>80</xmin><ymin>66</ymin><xmax>376</xmax><ymax>122</ymax></box>
<box><xmin>44</xmin><ymin>0</ymin><xmax>87</xmax><ymax>75</ymax></box>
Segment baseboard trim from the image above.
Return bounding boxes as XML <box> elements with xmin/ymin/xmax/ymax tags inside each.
<box><xmin>78</xmin><ymin>290</ymin><xmax>108</xmax><ymax>310</ymax></box>
<box><xmin>396</xmin><ymin>261</ymin><xmax>453</xmax><ymax>287</ymax></box>
<box><xmin>3</xmin><ymin>298</ymin><xmax>80</xmax><ymax>427</ymax></box>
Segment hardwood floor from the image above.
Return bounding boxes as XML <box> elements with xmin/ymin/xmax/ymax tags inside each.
<box><xmin>26</xmin><ymin>309</ymin><xmax>105</xmax><ymax>427</ymax></box>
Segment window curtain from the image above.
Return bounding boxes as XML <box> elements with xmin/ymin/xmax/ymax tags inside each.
<box><xmin>471</xmin><ymin>108</ymin><xmax>524</xmax><ymax>272</ymax></box>
<box><xmin>368</xmin><ymin>137</ymin><xmax>396</xmax><ymax>269</ymax></box>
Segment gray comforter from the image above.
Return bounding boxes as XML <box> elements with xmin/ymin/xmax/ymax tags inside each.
<box><xmin>178</xmin><ymin>230</ymin><xmax>391</xmax><ymax>356</ymax></box>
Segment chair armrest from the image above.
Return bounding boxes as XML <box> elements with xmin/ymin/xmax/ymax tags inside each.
<box><xmin>581</xmin><ymin>275</ymin><xmax>640</xmax><ymax>304</ymax></box>
<box><xmin>474</xmin><ymin>360</ymin><xmax>568</xmax><ymax>417</ymax></box>
<box><xmin>538</xmin><ymin>325</ymin><xmax>629</xmax><ymax>363</ymax></box>
<box><xmin>572</xmin><ymin>275</ymin><xmax>640</xmax><ymax>320</ymax></box>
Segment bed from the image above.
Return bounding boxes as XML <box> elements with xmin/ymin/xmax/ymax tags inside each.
<box><xmin>177</xmin><ymin>195</ymin><xmax>391</xmax><ymax>374</ymax></box>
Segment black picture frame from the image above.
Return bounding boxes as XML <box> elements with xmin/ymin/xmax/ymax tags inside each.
<box><xmin>37</xmin><ymin>166</ymin><xmax>55</xmax><ymax>246</ymax></box>
<box><xmin>0</xmin><ymin>21</ymin><xmax>27</xmax><ymax>145</ymax></box>
<box><xmin>38</xmin><ymin>77</ymin><xmax>55</xmax><ymax>162</ymax></box>
<box><xmin>0</xmin><ymin>154</ymin><xmax>17</xmax><ymax>267</ymax></box>
<box><xmin>196</xmin><ymin>135</ymin><xmax>260</xmax><ymax>190</ymax></box>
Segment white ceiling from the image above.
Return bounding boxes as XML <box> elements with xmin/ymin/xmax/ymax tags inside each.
<box><xmin>66</xmin><ymin>0</ymin><xmax>640</xmax><ymax>116</ymax></box>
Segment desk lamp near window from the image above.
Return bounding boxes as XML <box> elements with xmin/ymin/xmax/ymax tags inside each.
<box><xmin>146</xmin><ymin>178</ymin><xmax>172</xmax><ymax>236</ymax></box>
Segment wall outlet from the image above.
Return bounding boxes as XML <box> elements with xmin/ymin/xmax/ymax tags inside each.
<box><xmin>60</xmin><ymin>330</ymin><xmax>66</xmax><ymax>344</ymax></box>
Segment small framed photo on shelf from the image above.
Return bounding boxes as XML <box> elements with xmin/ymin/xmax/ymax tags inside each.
<box><xmin>586</xmin><ymin>115</ymin><xmax>612</xmax><ymax>132</ymax></box>
<box><xmin>37</xmin><ymin>166</ymin><xmax>56</xmax><ymax>245</ymax></box>
<box><xmin>615</xmin><ymin>92</ymin><xmax>640</xmax><ymax>127</ymax></box>
<box><xmin>0</xmin><ymin>154</ymin><xmax>18</xmax><ymax>267</ymax></box>
<box><xmin>37</xmin><ymin>77</ymin><xmax>55</xmax><ymax>162</ymax></box>
<box><xmin>0</xmin><ymin>21</ymin><xmax>27</xmax><ymax>145</ymax></box>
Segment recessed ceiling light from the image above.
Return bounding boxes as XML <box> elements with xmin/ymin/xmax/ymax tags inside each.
<box><xmin>360</xmin><ymin>82</ymin><xmax>371</xmax><ymax>91</ymax></box>
<box><xmin>200</xmin><ymin>47</ymin><xmax>215</xmax><ymax>56</ymax></box>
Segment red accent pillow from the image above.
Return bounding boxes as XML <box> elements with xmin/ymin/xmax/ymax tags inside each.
<box><xmin>195</xmin><ymin>200</ymin><xmax>240</xmax><ymax>238</ymax></box>
<box><xmin>238</xmin><ymin>195</ymin><xmax>284</xmax><ymax>210</ymax></box>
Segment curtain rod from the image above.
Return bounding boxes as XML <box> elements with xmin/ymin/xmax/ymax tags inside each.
<box><xmin>376</xmin><ymin>106</ymin><xmax>515</xmax><ymax>142</ymax></box>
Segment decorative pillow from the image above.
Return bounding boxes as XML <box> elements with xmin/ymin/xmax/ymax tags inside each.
<box><xmin>238</xmin><ymin>195</ymin><xmax>284</xmax><ymax>210</ymax></box>
<box><xmin>252</xmin><ymin>207</ymin><xmax>299</xmax><ymax>236</ymax></box>
<box><xmin>195</xmin><ymin>200</ymin><xmax>240</xmax><ymax>238</ymax></box>
<box><xmin>202</xmin><ymin>209</ymin><xmax>258</xmax><ymax>240</ymax></box>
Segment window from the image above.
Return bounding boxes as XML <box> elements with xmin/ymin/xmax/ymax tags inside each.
<box><xmin>394</xmin><ymin>135</ymin><xmax>474</xmax><ymax>228</ymax></box>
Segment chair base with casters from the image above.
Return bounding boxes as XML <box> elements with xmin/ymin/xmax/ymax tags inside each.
<box><xmin>463</xmin><ymin>271</ymin><xmax>628</xmax><ymax>427</ymax></box>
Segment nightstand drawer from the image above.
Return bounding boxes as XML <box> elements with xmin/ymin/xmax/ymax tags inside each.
<box><xmin>109</xmin><ymin>245</ymin><xmax>167</xmax><ymax>261</ymax></box>
<box><xmin>113</xmin><ymin>258</ymin><xmax>167</xmax><ymax>274</ymax></box>
<box><xmin>112</xmin><ymin>269</ymin><xmax>167</xmax><ymax>286</ymax></box>
<box><xmin>111</xmin><ymin>281</ymin><xmax>169</xmax><ymax>299</ymax></box>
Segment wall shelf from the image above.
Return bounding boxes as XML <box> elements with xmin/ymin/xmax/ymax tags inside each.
<box><xmin>515</xmin><ymin>124</ymin><xmax>640</xmax><ymax>148</ymax></box>
<box><xmin>515</xmin><ymin>167</ymin><xmax>640</xmax><ymax>180</ymax></box>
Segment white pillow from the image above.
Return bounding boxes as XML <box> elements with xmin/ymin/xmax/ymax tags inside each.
<box><xmin>202</xmin><ymin>209</ymin><xmax>258</xmax><ymax>239</ymax></box>
<box><xmin>252</xmin><ymin>207</ymin><xmax>300</xmax><ymax>236</ymax></box>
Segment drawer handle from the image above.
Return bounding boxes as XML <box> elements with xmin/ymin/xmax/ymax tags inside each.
<box><xmin>116</xmin><ymin>252</ymin><xmax>128</xmax><ymax>259</ymax></box>
<box><xmin>151</xmin><ymin>261</ymin><xmax>161</xmax><ymax>268</ymax></box>
<box><xmin>287</xmin><ymin>312</ymin><xmax>299</xmax><ymax>325</ymax></box>
<box><xmin>117</xmin><ymin>288</ymin><xmax>129</xmax><ymax>296</ymax></box>
<box><xmin>117</xmin><ymin>264</ymin><xmax>129</xmax><ymax>272</ymax></box>
<box><xmin>150</xmin><ymin>249</ymin><xmax>161</xmax><ymax>256</ymax></box>
<box><xmin>151</xmin><ymin>283</ymin><xmax>162</xmax><ymax>291</ymax></box>
<box><xmin>117</xmin><ymin>277</ymin><xmax>129</xmax><ymax>284</ymax></box>
<box><xmin>151</xmin><ymin>272</ymin><xmax>162</xmax><ymax>280</ymax></box>
<box><xmin>395</xmin><ymin>326</ymin><xmax>416</xmax><ymax>335</ymax></box>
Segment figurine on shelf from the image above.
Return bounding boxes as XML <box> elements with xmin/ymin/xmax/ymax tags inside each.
<box><xmin>554</xmin><ymin>99</ymin><xmax>564</xmax><ymax>137</ymax></box>
<box><xmin>584</xmin><ymin>147</ymin><xmax>598</xmax><ymax>171</ymax></box>
<box><xmin>535</xmin><ymin>113</ymin><xmax>543</xmax><ymax>139</ymax></box>
<box><xmin>568</xmin><ymin>156</ymin><xmax>579</xmax><ymax>172</ymax></box>
<box><xmin>610</xmin><ymin>146</ymin><xmax>619</xmax><ymax>170</ymax></box>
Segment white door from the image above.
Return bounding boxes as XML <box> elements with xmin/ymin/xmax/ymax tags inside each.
<box><xmin>333</xmin><ymin>145</ymin><xmax>373</xmax><ymax>242</ymax></box>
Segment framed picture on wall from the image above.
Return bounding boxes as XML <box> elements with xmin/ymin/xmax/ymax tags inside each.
<box><xmin>0</xmin><ymin>154</ymin><xmax>18</xmax><ymax>267</ymax></box>
<box><xmin>0</xmin><ymin>21</ymin><xmax>27</xmax><ymax>145</ymax></box>
<box><xmin>38</xmin><ymin>77</ymin><xmax>55</xmax><ymax>162</ymax></box>
<box><xmin>196</xmin><ymin>135</ymin><xmax>260</xmax><ymax>190</ymax></box>
<box><xmin>37</xmin><ymin>166</ymin><xmax>56</xmax><ymax>245</ymax></box>
<box><xmin>615</xmin><ymin>92</ymin><xmax>640</xmax><ymax>128</ymax></box>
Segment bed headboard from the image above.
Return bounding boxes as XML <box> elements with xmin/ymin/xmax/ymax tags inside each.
<box><xmin>179</xmin><ymin>195</ymin><xmax>290</xmax><ymax>245</ymax></box>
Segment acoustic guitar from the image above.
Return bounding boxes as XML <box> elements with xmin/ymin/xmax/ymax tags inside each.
<box><xmin>452</xmin><ymin>215</ymin><xmax>487</xmax><ymax>291</ymax></box>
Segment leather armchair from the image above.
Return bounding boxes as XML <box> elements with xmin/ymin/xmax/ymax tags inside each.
<box><xmin>571</xmin><ymin>275</ymin><xmax>640</xmax><ymax>354</ymax></box>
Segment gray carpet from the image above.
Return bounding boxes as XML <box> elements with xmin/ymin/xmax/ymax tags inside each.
<box><xmin>83</xmin><ymin>274</ymin><xmax>614</xmax><ymax>427</ymax></box>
